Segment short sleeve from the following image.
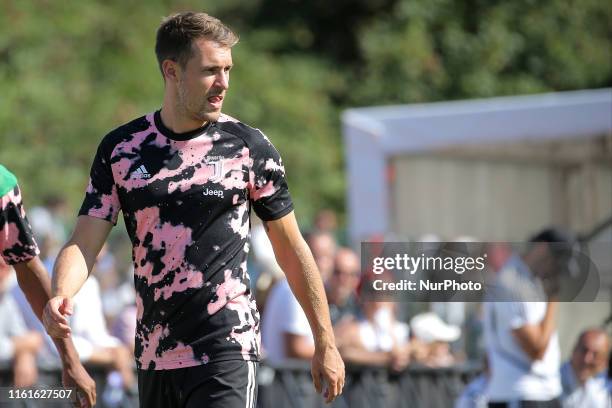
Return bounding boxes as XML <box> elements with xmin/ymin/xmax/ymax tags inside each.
<box><xmin>248</xmin><ymin>132</ymin><xmax>294</xmax><ymax>221</ymax></box>
<box><xmin>78</xmin><ymin>140</ymin><xmax>121</xmax><ymax>224</ymax></box>
<box><xmin>0</xmin><ymin>185</ymin><xmax>39</xmax><ymax>265</ymax></box>
<box><xmin>507</xmin><ymin>302</ymin><xmax>543</xmax><ymax>329</ymax></box>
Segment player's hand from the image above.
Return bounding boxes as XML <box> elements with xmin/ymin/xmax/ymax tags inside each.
<box><xmin>43</xmin><ymin>296</ymin><xmax>73</xmax><ymax>338</ymax></box>
<box><xmin>311</xmin><ymin>343</ymin><xmax>345</xmax><ymax>404</ymax></box>
<box><xmin>62</xmin><ymin>360</ymin><xmax>96</xmax><ymax>408</ymax></box>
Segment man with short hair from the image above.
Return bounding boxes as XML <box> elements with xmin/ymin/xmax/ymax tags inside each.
<box><xmin>326</xmin><ymin>248</ymin><xmax>361</xmax><ymax>325</ymax></box>
<box><xmin>484</xmin><ymin>228</ymin><xmax>574</xmax><ymax>408</ymax></box>
<box><xmin>560</xmin><ymin>328</ymin><xmax>610</xmax><ymax>408</ymax></box>
<box><xmin>42</xmin><ymin>12</ymin><xmax>344</xmax><ymax>408</ymax></box>
<box><xmin>0</xmin><ymin>164</ymin><xmax>96</xmax><ymax>407</ymax></box>
<box><xmin>306</xmin><ymin>231</ymin><xmax>337</xmax><ymax>283</ymax></box>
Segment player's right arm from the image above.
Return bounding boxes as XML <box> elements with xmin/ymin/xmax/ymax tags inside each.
<box><xmin>43</xmin><ymin>216</ymin><xmax>112</xmax><ymax>339</ymax></box>
<box><xmin>45</xmin><ymin>129</ymin><xmax>120</xmax><ymax>339</ymax></box>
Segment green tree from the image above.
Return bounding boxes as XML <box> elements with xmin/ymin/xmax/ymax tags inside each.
<box><xmin>0</xmin><ymin>0</ymin><xmax>610</xmax><ymax>225</ymax></box>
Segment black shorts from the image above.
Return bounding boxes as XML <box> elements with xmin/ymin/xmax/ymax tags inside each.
<box><xmin>138</xmin><ymin>360</ymin><xmax>258</xmax><ymax>408</ymax></box>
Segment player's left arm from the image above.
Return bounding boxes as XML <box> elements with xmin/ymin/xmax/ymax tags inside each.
<box><xmin>264</xmin><ymin>211</ymin><xmax>345</xmax><ymax>403</ymax></box>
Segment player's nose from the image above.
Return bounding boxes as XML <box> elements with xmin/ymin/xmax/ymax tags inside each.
<box><xmin>215</xmin><ymin>71</ymin><xmax>229</xmax><ymax>90</ymax></box>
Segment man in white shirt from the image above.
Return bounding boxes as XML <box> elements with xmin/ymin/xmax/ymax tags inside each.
<box><xmin>70</xmin><ymin>276</ymin><xmax>135</xmax><ymax>389</ymax></box>
<box><xmin>560</xmin><ymin>328</ymin><xmax>610</xmax><ymax>408</ymax></box>
<box><xmin>484</xmin><ymin>228</ymin><xmax>574</xmax><ymax>408</ymax></box>
<box><xmin>262</xmin><ymin>278</ymin><xmax>314</xmax><ymax>366</ymax></box>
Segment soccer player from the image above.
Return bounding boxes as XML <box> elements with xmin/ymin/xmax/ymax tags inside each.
<box><xmin>0</xmin><ymin>164</ymin><xmax>96</xmax><ymax>407</ymax></box>
<box><xmin>42</xmin><ymin>11</ymin><xmax>344</xmax><ymax>408</ymax></box>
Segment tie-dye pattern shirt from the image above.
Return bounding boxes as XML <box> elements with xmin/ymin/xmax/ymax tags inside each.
<box><xmin>79</xmin><ymin>111</ymin><xmax>293</xmax><ymax>370</ymax></box>
<box><xmin>0</xmin><ymin>165</ymin><xmax>40</xmax><ymax>265</ymax></box>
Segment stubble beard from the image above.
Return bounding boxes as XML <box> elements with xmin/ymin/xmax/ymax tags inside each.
<box><xmin>177</xmin><ymin>81</ymin><xmax>221</xmax><ymax>123</ymax></box>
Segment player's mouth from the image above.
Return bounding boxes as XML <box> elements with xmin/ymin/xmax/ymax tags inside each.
<box><xmin>207</xmin><ymin>95</ymin><xmax>224</xmax><ymax>109</ymax></box>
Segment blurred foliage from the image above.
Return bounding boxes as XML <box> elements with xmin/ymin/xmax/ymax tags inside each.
<box><xmin>0</xmin><ymin>0</ymin><xmax>610</xmax><ymax>226</ymax></box>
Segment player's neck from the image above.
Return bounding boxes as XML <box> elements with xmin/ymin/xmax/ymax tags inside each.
<box><xmin>159</xmin><ymin>104</ymin><xmax>207</xmax><ymax>135</ymax></box>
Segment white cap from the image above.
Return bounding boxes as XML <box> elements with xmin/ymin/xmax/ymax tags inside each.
<box><xmin>410</xmin><ymin>312</ymin><xmax>461</xmax><ymax>343</ymax></box>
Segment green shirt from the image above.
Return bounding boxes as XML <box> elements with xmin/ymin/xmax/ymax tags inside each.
<box><xmin>0</xmin><ymin>165</ymin><xmax>18</xmax><ymax>197</ymax></box>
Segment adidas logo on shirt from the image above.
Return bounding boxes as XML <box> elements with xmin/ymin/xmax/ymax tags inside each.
<box><xmin>132</xmin><ymin>165</ymin><xmax>151</xmax><ymax>179</ymax></box>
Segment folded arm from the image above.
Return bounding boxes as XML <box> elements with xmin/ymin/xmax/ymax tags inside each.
<box><xmin>512</xmin><ymin>301</ymin><xmax>558</xmax><ymax>361</ymax></box>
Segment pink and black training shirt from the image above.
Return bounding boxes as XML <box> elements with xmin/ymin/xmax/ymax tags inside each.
<box><xmin>0</xmin><ymin>165</ymin><xmax>40</xmax><ymax>265</ymax></box>
<box><xmin>79</xmin><ymin>111</ymin><xmax>293</xmax><ymax>370</ymax></box>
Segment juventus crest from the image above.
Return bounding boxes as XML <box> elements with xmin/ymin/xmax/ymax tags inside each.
<box><xmin>206</xmin><ymin>159</ymin><xmax>224</xmax><ymax>183</ymax></box>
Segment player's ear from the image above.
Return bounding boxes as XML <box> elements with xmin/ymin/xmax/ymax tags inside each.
<box><xmin>162</xmin><ymin>59</ymin><xmax>179</xmax><ymax>82</ymax></box>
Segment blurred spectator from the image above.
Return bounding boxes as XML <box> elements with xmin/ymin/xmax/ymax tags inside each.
<box><xmin>486</xmin><ymin>243</ymin><xmax>514</xmax><ymax>274</ymax></box>
<box><xmin>432</xmin><ymin>300</ymin><xmax>466</xmax><ymax>361</ymax></box>
<box><xmin>111</xmin><ymin>304</ymin><xmax>137</xmax><ymax>353</ymax></box>
<box><xmin>560</xmin><ymin>328</ymin><xmax>610</xmax><ymax>408</ymax></box>
<box><xmin>464</xmin><ymin>303</ymin><xmax>486</xmax><ymax>362</ymax></box>
<box><xmin>431</xmin><ymin>237</ymin><xmax>479</xmax><ymax>337</ymax></box>
<box><xmin>0</xmin><ymin>259</ymin><xmax>42</xmax><ymax>387</ymax></box>
<box><xmin>16</xmin><ymin>237</ymin><xmax>136</xmax><ymax>387</ymax></box>
<box><xmin>262</xmin><ymin>278</ymin><xmax>314</xmax><ymax>365</ymax></box>
<box><xmin>327</xmin><ymin>247</ymin><xmax>361</xmax><ymax>325</ymax></box>
<box><xmin>254</xmin><ymin>261</ymin><xmax>284</xmax><ymax>320</ymax></box>
<box><xmin>455</xmin><ymin>358</ymin><xmax>489</xmax><ymax>408</ymax></box>
<box><xmin>251</xmin><ymin>220</ymin><xmax>285</xmax><ymax>317</ymax></box>
<box><xmin>336</xmin><ymin>301</ymin><xmax>411</xmax><ymax>372</ymax></box>
<box><xmin>251</xmin><ymin>219</ymin><xmax>283</xmax><ymax>281</ymax></box>
<box><xmin>313</xmin><ymin>209</ymin><xmax>338</xmax><ymax>235</ymax></box>
<box><xmin>432</xmin><ymin>301</ymin><xmax>465</xmax><ymax>333</ymax></box>
<box><xmin>461</xmin><ymin>243</ymin><xmax>514</xmax><ymax>363</ymax></box>
<box><xmin>97</xmin><ymin>245</ymin><xmax>119</xmax><ymax>297</ymax></box>
<box><xmin>314</xmin><ymin>208</ymin><xmax>347</xmax><ymax>244</ymax></box>
<box><xmin>70</xmin><ymin>274</ymin><xmax>135</xmax><ymax>391</ymax></box>
<box><xmin>11</xmin><ymin>280</ymin><xmax>60</xmax><ymax>368</ymax></box>
<box><xmin>0</xmin><ymin>164</ymin><xmax>97</xmax><ymax>404</ymax></box>
<box><xmin>306</xmin><ymin>231</ymin><xmax>337</xmax><ymax>283</ymax></box>
<box><xmin>96</xmin><ymin>244</ymin><xmax>135</xmax><ymax>325</ymax></box>
<box><xmin>484</xmin><ymin>227</ymin><xmax>574</xmax><ymax>407</ymax></box>
<box><xmin>411</xmin><ymin>312</ymin><xmax>460</xmax><ymax>367</ymax></box>
<box><xmin>28</xmin><ymin>196</ymin><xmax>70</xmax><ymax>261</ymax></box>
